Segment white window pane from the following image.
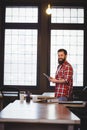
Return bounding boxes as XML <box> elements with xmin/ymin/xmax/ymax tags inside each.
<box><xmin>77</xmin><ymin>65</ymin><xmax>83</xmax><ymax>74</ymax></box>
<box><xmin>64</xmin><ymin>18</ymin><xmax>70</xmax><ymax>23</ymax></box>
<box><xmin>78</xmin><ymin>9</ymin><xmax>84</xmax><ymax>17</ymax></box>
<box><xmin>50</xmin><ymin>30</ymin><xmax>84</xmax><ymax>86</ymax></box>
<box><xmin>78</xmin><ymin>18</ymin><xmax>84</xmax><ymax>23</ymax></box>
<box><xmin>71</xmin><ymin>18</ymin><xmax>78</xmax><ymax>23</ymax></box>
<box><xmin>64</xmin><ymin>9</ymin><xmax>70</xmax><ymax>17</ymax></box>
<box><xmin>4</xmin><ymin>29</ymin><xmax>37</xmax><ymax>86</ymax></box>
<box><xmin>71</xmin><ymin>9</ymin><xmax>77</xmax><ymax>17</ymax></box>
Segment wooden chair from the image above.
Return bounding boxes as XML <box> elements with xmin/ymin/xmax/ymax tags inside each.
<box><xmin>1</xmin><ymin>86</ymin><xmax>20</xmax><ymax>108</ymax></box>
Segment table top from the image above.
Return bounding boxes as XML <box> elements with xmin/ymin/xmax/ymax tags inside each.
<box><xmin>0</xmin><ymin>100</ymin><xmax>80</xmax><ymax>124</ymax></box>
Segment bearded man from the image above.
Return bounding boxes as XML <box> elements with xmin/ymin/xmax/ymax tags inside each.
<box><xmin>49</xmin><ymin>49</ymin><xmax>73</xmax><ymax>101</ymax></box>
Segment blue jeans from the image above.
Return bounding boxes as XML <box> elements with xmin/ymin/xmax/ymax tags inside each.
<box><xmin>58</xmin><ymin>96</ymin><xmax>68</xmax><ymax>101</ymax></box>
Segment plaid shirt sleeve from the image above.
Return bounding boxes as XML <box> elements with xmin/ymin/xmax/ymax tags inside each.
<box><xmin>63</xmin><ymin>64</ymin><xmax>73</xmax><ymax>85</ymax></box>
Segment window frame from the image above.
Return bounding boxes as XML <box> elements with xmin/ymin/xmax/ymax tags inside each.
<box><xmin>3</xmin><ymin>4</ymin><xmax>41</xmax><ymax>89</ymax></box>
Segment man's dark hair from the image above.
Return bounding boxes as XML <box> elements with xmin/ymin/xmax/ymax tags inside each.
<box><xmin>58</xmin><ymin>49</ymin><xmax>67</xmax><ymax>55</ymax></box>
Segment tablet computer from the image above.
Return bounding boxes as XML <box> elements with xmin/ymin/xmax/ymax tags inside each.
<box><xmin>43</xmin><ymin>73</ymin><xmax>50</xmax><ymax>79</ymax></box>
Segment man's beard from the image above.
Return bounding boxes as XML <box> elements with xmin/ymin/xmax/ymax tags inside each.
<box><xmin>58</xmin><ymin>58</ymin><xmax>66</xmax><ymax>65</ymax></box>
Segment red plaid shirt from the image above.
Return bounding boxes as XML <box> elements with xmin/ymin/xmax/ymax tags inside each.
<box><xmin>55</xmin><ymin>61</ymin><xmax>73</xmax><ymax>98</ymax></box>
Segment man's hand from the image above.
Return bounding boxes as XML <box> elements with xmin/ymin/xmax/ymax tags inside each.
<box><xmin>49</xmin><ymin>77</ymin><xmax>58</xmax><ymax>83</ymax></box>
<box><xmin>49</xmin><ymin>77</ymin><xmax>66</xmax><ymax>84</ymax></box>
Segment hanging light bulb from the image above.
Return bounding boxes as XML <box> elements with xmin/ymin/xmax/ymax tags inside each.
<box><xmin>46</xmin><ymin>4</ymin><xmax>52</xmax><ymax>15</ymax></box>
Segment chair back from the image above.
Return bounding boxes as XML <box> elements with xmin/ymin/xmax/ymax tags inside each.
<box><xmin>1</xmin><ymin>86</ymin><xmax>20</xmax><ymax>108</ymax></box>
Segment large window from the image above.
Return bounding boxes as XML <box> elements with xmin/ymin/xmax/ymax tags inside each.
<box><xmin>4</xmin><ymin>7</ymin><xmax>38</xmax><ymax>86</ymax></box>
<box><xmin>4</xmin><ymin>29</ymin><xmax>37</xmax><ymax>85</ymax></box>
<box><xmin>50</xmin><ymin>7</ymin><xmax>84</xmax><ymax>87</ymax></box>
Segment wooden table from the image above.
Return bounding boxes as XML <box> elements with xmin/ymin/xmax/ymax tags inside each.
<box><xmin>0</xmin><ymin>100</ymin><xmax>80</xmax><ymax>130</ymax></box>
